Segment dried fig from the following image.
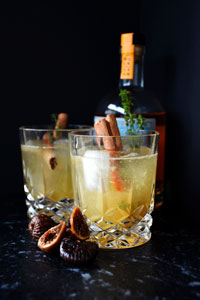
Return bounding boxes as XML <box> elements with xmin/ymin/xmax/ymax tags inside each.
<box><xmin>70</xmin><ymin>206</ymin><xmax>90</xmax><ymax>240</ymax></box>
<box><xmin>60</xmin><ymin>238</ymin><xmax>98</xmax><ymax>265</ymax></box>
<box><xmin>65</xmin><ymin>228</ymin><xmax>78</xmax><ymax>240</ymax></box>
<box><xmin>28</xmin><ymin>214</ymin><xmax>56</xmax><ymax>241</ymax></box>
<box><xmin>38</xmin><ymin>221</ymin><xmax>66</xmax><ymax>253</ymax></box>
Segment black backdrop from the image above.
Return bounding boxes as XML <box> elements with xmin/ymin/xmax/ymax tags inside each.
<box><xmin>1</xmin><ymin>1</ymin><xmax>200</xmax><ymax>224</ymax></box>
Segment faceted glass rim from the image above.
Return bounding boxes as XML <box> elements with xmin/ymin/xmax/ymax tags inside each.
<box><xmin>19</xmin><ymin>125</ymin><xmax>92</xmax><ymax>132</ymax></box>
<box><xmin>69</xmin><ymin>129</ymin><xmax>159</xmax><ymax>139</ymax></box>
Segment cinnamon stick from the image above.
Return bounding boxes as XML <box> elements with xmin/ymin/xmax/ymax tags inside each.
<box><xmin>94</xmin><ymin>118</ymin><xmax>116</xmax><ymax>151</ymax></box>
<box><xmin>94</xmin><ymin>116</ymin><xmax>123</xmax><ymax>151</ymax></box>
<box><xmin>42</xmin><ymin>137</ymin><xmax>58</xmax><ymax>170</ymax></box>
<box><xmin>43</xmin><ymin>132</ymin><xmax>52</xmax><ymax>146</ymax></box>
<box><xmin>106</xmin><ymin>114</ymin><xmax>123</xmax><ymax>151</ymax></box>
<box><xmin>53</xmin><ymin>113</ymin><xmax>68</xmax><ymax>139</ymax></box>
<box><xmin>94</xmin><ymin>115</ymin><xmax>124</xmax><ymax>191</ymax></box>
<box><xmin>42</xmin><ymin>113</ymin><xmax>68</xmax><ymax>170</ymax></box>
<box><xmin>56</xmin><ymin>113</ymin><xmax>68</xmax><ymax>129</ymax></box>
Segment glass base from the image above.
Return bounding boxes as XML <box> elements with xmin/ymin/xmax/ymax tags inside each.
<box><xmin>26</xmin><ymin>195</ymin><xmax>74</xmax><ymax>223</ymax></box>
<box><xmin>87</xmin><ymin>213</ymin><xmax>152</xmax><ymax>249</ymax></box>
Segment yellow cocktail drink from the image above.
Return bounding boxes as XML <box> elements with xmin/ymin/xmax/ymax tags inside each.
<box><xmin>74</xmin><ymin>147</ymin><xmax>157</xmax><ymax>228</ymax></box>
<box><xmin>21</xmin><ymin>140</ymin><xmax>73</xmax><ymax>202</ymax></box>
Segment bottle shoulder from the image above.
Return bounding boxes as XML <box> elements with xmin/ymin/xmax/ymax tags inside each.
<box><xmin>131</xmin><ymin>89</ymin><xmax>165</xmax><ymax>113</ymax></box>
<box><xmin>95</xmin><ymin>90</ymin><xmax>121</xmax><ymax>115</ymax></box>
<box><xmin>95</xmin><ymin>88</ymin><xmax>165</xmax><ymax>115</ymax></box>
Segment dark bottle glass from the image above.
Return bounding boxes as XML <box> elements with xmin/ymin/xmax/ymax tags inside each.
<box><xmin>94</xmin><ymin>33</ymin><xmax>166</xmax><ymax>207</ymax></box>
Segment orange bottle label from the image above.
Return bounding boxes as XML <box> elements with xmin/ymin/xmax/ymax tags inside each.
<box><xmin>120</xmin><ymin>33</ymin><xmax>134</xmax><ymax>80</ymax></box>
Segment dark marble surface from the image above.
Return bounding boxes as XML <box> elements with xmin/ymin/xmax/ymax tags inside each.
<box><xmin>0</xmin><ymin>195</ymin><xmax>200</xmax><ymax>300</ymax></box>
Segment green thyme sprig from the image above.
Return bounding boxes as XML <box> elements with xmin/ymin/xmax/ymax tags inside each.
<box><xmin>51</xmin><ymin>113</ymin><xmax>58</xmax><ymax>126</ymax></box>
<box><xmin>119</xmin><ymin>89</ymin><xmax>136</xmax><ymax>135</ymax></box>
<box><xmin>137</xmin><ymin>114</ymin><xmax>147</xmax><ymax>131</ymax></box>
<box><xmin>119</xmin><ymin>89</ymin><xmax>146</xmax><ymax>135</ymax></box>
<box><xmin>48</xmin><ymin>133</ymin><xmax>54</xmax><ymax>144</ymax></box>
<box><xmin>51</xmin><ymin>113</ymin><xmax>62</xmax><ymax>138</ymax></box>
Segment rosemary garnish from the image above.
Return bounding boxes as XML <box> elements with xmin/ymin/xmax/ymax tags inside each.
<box><xmin>119</xmin><ymin>89</ymin><xmax>146</xmax><ymax>135</ymax></box>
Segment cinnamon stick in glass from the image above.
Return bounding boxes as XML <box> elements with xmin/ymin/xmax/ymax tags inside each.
<box><xmin>94</xmin><ymin>115</ymin><xmax>124</xmax><ymax>191</ymax></box>
<box><xmin>43</xmin><ymin>113</ymin><xmax>68</xmax><ymax>170</ymax></box>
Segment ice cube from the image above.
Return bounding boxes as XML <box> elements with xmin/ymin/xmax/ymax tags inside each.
<box><xmin>53</xmin><ymin>138</ymin><xmax>69</xmax><ymax>145</ymax></box>
<box><xmin>83</xmin><ymin>150</ymin><xmax>110</xmax><ymax>159</ymax></box>
<box><xmin>82</xmin><ymin>150</ymin><xmax>110</xmax><ymax>191</ymax></box>
<box><xmin>122</xmin><ymin>152</ymin><xmax>138</xmax><ymax>159</ymax></box>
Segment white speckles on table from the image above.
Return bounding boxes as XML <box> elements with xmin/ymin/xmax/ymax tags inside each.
<box><xmin>97</xmin><ymin>269</ymin><xmax>114</xmax><ymax>276</ymax></box>
<box><xmin>0</xmin><ymin>210</ymin><xmax>200</xmax><ymax>299</ymax></box>
<box><xmin>188</xmin><ymin>281</ymin><xmax>200</xmax><ymax>287</ymax></box>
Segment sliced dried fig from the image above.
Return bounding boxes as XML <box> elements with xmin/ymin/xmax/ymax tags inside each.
<box><xmin>70</xmin><ymin>206</ymin><xmax>90</xmax><ymax>240</ymax></box>
<box><xmin>28</xmin><ymin>214</ymin><xmax>56</xmax><ymax>241</ymax></box>
<box><xmin>60</xmin><ymin>238</ymin><xmax>98</xmax><ymax>265</ymax></box>
<box><xmin>38</xmin><ymin>221</ymin><xmax>66</xmax><ymax>253</ymax></box>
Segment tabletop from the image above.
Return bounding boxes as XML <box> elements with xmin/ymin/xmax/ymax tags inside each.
<box><xmin>0</xmin><ymin>194</ymin><xmax>200</xmax><ymax>300</ymax></box>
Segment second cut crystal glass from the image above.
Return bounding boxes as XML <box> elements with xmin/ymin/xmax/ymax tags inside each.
<box><xmin>70</xmin><ymin>129</ymin><xmax>159</xmax><ymax>249</ymax></box>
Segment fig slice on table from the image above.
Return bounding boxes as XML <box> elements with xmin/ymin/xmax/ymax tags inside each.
<box><xmin>38</xmin><ymin>221</ymin><xmax>66</xmax><ymax>253</ymax></box>
<box><xmin>70</xmin><ymin>206</ymin><xmax>90</xmax><ymax>240</ymax></box>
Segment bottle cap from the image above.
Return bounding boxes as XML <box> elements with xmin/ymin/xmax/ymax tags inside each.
<box><xmin>121</xmin><ymin>32</ymin><xmax>145</xmax><ymax>47</ymax></box>
<box><xmin>121</xmin><ymin>33</ymin><xmax>134</xmax><ymax>54</ymax></box>
<box><xmin>121</xmin><ymin>32</ymin><xmax>145</xmax><ymax>46</ymax></box>
<box><xmin>121</xmin><ymin>33</ymin><xmax>133</xmax><ymax>47</ymax></box>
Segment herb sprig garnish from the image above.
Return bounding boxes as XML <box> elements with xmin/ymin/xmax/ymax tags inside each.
<box><xmin>119</xmin><ymin>89</ymin><xmax>146</xmax><ymax>135</ymax></box>
<box><xmin>51</xmin><ymin>113</ymin><xmax>62</xmax><ymax>137</ymax></box>
<box><xmin>51</xmin><ymin>113</ymin><xmax>58</xmax><ymax>127</ymax></box>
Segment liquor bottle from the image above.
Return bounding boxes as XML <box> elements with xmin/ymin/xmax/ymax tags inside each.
<box><xmin>94</xmin><ymin>32</ymin><xmax>166</xmax><ymax>207</ymax></box>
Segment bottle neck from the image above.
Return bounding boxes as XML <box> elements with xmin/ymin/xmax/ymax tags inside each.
<box><xmin>119</xmin><ymin>44</ymin><xmax>145</xmax><ymax>90</ymax></box>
